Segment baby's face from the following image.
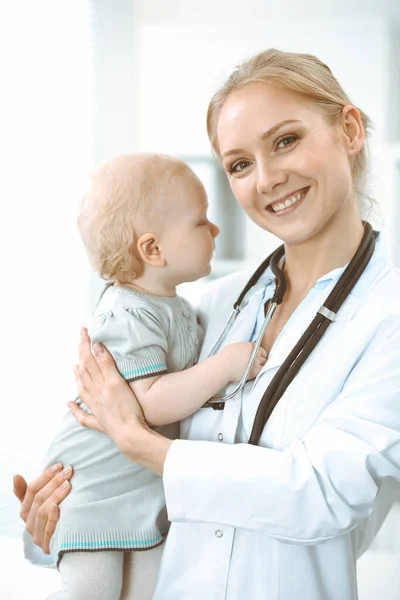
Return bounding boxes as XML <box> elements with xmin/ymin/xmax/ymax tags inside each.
<box><xmin>160</xmin><ymin>171</ymin><xmax>220</xmax><ymax>284</ymax></box>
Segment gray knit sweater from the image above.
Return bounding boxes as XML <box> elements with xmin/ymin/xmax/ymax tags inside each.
<box><xmin>42</xmin><ymin>284</ymin><xmax>200</xmax><ymax>562</ymax></box>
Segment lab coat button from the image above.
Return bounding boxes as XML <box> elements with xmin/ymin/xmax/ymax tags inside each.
<box><xmin>215</xmin><ymin>530</ymin><xmax>223</xmax><ymax>538</ymax></box>
<box><xmin>217</xmin><ymin>433</ymin><xmax>223</xmax><ymax>441</ymax></box>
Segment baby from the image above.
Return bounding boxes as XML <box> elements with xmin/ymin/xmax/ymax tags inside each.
<box><xmin>41</xmin><ymin>154</ymin><xmax>267</xmax><ymax>600</ymax></box>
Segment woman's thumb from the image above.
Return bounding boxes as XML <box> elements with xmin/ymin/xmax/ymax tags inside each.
<box><xmin>93</xmin><ymin>343</ymin><xmax>105</xmax><ymax>357</ymax></box>
<box><xmin>13</xmin><ymin>474</ymin><xmax>27</xmax><ymax>503</ymax></box>
<box><xmin>92</xmin><ymin>343</ymin><xmax>115</xmax><ymax>372</ymax></box>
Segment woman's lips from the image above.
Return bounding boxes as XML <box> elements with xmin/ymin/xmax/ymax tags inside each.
<box><xmin>267</xmin><ymin>187</ymin><xmax>310</xmax><ymax>216</ymax></box>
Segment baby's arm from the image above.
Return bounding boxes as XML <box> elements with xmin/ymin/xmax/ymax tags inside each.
<box><xmin>131</xmin><ymin>342</ymin><xmax>267</xmax><ymax>426</ymax></box>
<box><xmin>88</xmin><ymin>300</ymin><xmax>266</xmax><ymax>428</ymax></box>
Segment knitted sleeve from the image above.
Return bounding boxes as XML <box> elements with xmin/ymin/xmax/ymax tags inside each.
<box><xmin>87</xmin><ymin>305</ymin><xmax>168</xmax><ymax>382</ymax></box>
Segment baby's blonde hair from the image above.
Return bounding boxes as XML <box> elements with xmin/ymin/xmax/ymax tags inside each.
<box><xmin>77</xmin><ymin>153</ymin><xmax>190</xmax><ymax>284</ymax></box>
<box><xmin>207</xmin><ymin>49</ymin><xmax>372</xmax><ymax>194</ymax></box>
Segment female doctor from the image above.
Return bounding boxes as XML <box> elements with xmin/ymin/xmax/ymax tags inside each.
<box><xmin>15</xmin><ymin>49</ymin><xmax>400</xmax><ymax>600</ymax></box>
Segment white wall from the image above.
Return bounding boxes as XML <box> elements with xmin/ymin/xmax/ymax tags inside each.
<box><xmin>0</xmin><ymin>0</ymin><xmax>93</xmax><ymax>537</ymax></box>
<box><xmin>1</xmin><ymin>0</ymin><xmax>138</xmax><ymax>540</ymax></box>
<box><xmin>87</xmin><ymin>0</ymin><xmax>138</xmax><ymax>312</ymax></box>
<box><xmin>136</xmin><ymin>0</ymin><xmax>400</xmax><ymax>23</ymax></box>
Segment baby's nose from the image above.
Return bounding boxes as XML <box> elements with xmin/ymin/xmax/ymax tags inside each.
<box><xmin>211</xmin><ymin>223</ymin><xmax>220</xmax><ymax>237</ymax></box>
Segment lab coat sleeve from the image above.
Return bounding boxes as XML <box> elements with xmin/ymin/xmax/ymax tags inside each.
<box><xmin>163</xmin><ymin>323</ymin><xmax>400</xmax><ymax>544</ymax></box>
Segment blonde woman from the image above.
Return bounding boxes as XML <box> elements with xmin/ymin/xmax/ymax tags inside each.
<box><xmin>15</xmin><ymin>49</ymin><xmax>400</xmax><ymax>600</ymax></box>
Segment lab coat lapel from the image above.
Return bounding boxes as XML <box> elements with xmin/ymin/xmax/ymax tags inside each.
<box><xmin>264</xmin><ymin>237</ymin><xmax>390</xmax><ymax>373</ymax></box>
<box><xmin>260</xmin><ymin>281</ymin><xmax>361</xmax><ymax>374</ymax></box>
<box><xmin>246</xmin><ymin>288</ymin><xmax>361</xmax><ymax>447</ymax></box>
<box><xmin>252</xmin><ymin>257</ymin><xmax>390</xmax><ymax>398</ymax></box>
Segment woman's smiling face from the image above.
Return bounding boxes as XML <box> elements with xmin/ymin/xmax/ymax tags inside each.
<box><xmin>217</xmin><ymin>82</ymin><xmax>358</xmax><ymax>246</ymax></box>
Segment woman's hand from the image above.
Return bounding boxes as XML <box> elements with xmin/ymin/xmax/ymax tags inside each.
<box><xmin>13</xmin><ymin>464</ymin><xmax>73</xmax><ymax>554</ymax></box>
<box><xmin>70</xmin><ymin>328</ymin><xmax>172</xmax><ymax>474</ymax></box>
<box><xmin>70</xmin><ymin>329</ymin><xmax>147</xmax><ymax>440</ymax></box>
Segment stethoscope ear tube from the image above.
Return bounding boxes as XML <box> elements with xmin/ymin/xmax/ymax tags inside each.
<box><xmin>248</xmin><ymin>222</ymin><xmax>377</xmax><ymax>445</ymax></box>
<box><xmin>269</xmin><ymin>245</ymin><xmax>286</xmax><ymax>305</ymax></box>
<box><xmin>207</xmin><ymin>307</ymin><xmax>241</xmax><ymax>358</ymax></box>
<box><xmin>233</xmin><ymin>249</ymin><xmax>281</xmax><ymax>309</ymax></box>
<box><xmin>203</xmin><ymin>247</ymin><xmax>285</xmax><ymax>409</ymax></box>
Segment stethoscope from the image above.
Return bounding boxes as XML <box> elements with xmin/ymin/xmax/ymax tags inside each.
<box><xmin>202</xmin><ymin>222</ymin><xmax>378</xmax><ymax>445</ymax></box>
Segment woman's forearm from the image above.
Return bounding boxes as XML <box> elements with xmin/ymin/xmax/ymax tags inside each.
<box><xmin>115</xmin><ymin>418</ymin><xmax>172</xmax><ymax>476</ymax></box>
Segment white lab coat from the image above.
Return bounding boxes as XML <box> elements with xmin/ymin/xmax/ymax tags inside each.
<box><xmin>154</xmin><ymin>237</ymin><xmax>400</xmax><ymax>600</ymax></box>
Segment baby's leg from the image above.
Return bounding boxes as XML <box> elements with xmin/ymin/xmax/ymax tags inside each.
<box><xmin>120</xmin><ymin>544</ymin><xmax>164</xmax><ymax>600</ymax></box>
<box><xmin>46</xmin><ymin>551</ymin><xmax>124</xmax><ymax>600</ymax></box>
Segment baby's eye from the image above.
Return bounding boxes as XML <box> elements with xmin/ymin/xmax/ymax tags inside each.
<box><xmin>228</xmin><ymin>160</ymin><xmax>251</xmax><ymax>174</ymax></box>
<box><xmin>276</xmin><ymin>135</ymin><xmax>298</xmax><ymax>150</ymax></box>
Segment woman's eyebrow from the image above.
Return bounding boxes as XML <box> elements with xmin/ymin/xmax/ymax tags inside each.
<box><xmin>261</xmin><ymin>119</ymin><xmax>301</xmax><ymax>140</ymax></box>
<box><xmin>221</xmin><ymin>119</ymin><xmax>301</xmax><ymax>160</ymax></box>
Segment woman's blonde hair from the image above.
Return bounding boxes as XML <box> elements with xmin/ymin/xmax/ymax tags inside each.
<box><xmin>207</xmin><ymin>49</ymin><xmax>372</xmax><ymax>196</ymax></box>
<box><xmin>77</xmin><ymin>153</ymin><xmax>189</xmax><ymax>284</ymax></box>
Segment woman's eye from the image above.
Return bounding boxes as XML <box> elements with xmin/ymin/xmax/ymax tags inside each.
<box><xmin>228</xmin><ymin>160</ymin><xmax>251</xmax><ymax>174</ymax></box>
<box><xmin>276</xmin><ymin>135</ymin><xmax>298</xmax><ymax>150</ymax></box>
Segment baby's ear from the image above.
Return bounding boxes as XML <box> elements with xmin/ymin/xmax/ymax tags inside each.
<box><xmin>136</xmin><ymin>232</ymin><xmax>166</xmax><ymax>267</ymax></box>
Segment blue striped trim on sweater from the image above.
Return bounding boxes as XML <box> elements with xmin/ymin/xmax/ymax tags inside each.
<box><xmin>121</xmin><ymin>363</ymin><xmax>167</xmax><ymax>379</ymax></box>
<box><xmin>59</xmin><ymin>534</ymin><xmax>163</xmax><ymax>551</ymax></box>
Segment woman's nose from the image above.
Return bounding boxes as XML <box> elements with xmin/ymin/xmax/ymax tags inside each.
<box><xmin>256</xmin><ymin>161</ymin><xmax>287</xmax><ymax>195</ymax></box>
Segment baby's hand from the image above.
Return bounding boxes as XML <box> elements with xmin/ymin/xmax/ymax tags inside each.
<box><xmin>220</xmin><ymin>342</ymin><xmax>268</xmax><ymax>383</ymax></box>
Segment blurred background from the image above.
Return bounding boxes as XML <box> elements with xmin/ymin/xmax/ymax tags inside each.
<box><xmin>1</xmin><ymin>1</ymin><xmax>400</xmax><ymax>597</ymax></box>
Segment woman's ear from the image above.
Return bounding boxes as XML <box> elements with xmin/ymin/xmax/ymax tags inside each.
<box><xmin>341</xmin><ymin>105</ymin><xmax>365</xmax><ymax>156</ymax></box>
<box><xmin>136</xmin><ymin>232</ymin><xmax>166</xmax><ymax>267</ymax></box>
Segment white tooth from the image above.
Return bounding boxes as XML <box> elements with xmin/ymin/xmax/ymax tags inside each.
<box><xmin>272</xmin><ymin>191</ymin><xmax>306</xmax><ymax>212</ymax></box>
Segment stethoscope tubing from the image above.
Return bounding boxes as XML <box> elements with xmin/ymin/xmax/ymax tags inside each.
<box><xmin>202</xmin><ymin>223</ymin><xmax>377</xmax><ymax>447</ymax></box>
<box><xmin>248</xmin><ymin>223</ymin><xmax>377</xmax><ymax>444</ymax></box>
<box><xmin>204</xmin><ymin>300</ymin><xmax>278</xmax><ymax>405</ymax></box>
<box><xmin>203</xmin><ymin>246</ymin><xmax>286</xmax><ymax>407</ymax></box>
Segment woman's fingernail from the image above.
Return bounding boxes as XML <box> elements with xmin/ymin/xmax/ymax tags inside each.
<box><xmin>63</xmin><ymin>465</ymin><xmax>72</xmax><ymax>477</ymax></box>
<box><xmin>50</xmin><ymin>463</ymin><xmax>62</xmax><ymax>473</ymax></box>
<box><xmin>93</xmin><ymin>343</ymin><xmax>104</xmax><ymax>356</ymax></box>
<box><xmin>59</xmin><ymin>481</ymin><xmax>70</xmax><ymax>491</ymax></box>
